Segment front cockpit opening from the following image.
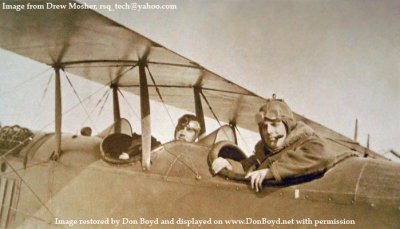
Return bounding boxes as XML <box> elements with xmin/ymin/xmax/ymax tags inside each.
<box><xmin>100</xmin><ymin>133</ymin><xmax>140</xmax><ymax>164</ymax></box>
<box><xmin>99</xmin><ymin>119</ymin><xmax>161</xmax><ymax>164</ymax></box>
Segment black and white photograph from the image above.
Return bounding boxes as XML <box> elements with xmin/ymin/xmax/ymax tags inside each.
<box><xmin>0</xmin><ymin>0</ymin><xmax>399</xmax><ymax>228</ymax></box>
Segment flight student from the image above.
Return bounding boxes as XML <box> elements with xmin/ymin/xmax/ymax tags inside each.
<box><xmin>174</xmin><ymin>114</ymin><xmax>202</xmax><ymax>143</ymax></box>
<box><xmin>119</xmin><ymin>114</ymin><xmax>200</xmax><ymax>160</ymax></box>
<box><xmin>212</xmin><ymin>98</ymin><xmax>354</xmax><ymax>192</ymax></box>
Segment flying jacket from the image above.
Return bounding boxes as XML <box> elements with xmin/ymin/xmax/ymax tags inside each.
<box><xmin>233</xmin><ymin>121</ymin><xmax>355</xmax><ymax>183</ymax></box>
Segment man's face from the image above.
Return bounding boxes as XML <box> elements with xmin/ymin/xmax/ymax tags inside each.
<box><xmin>175</xmin><ymin>120</ymin><xmax>200</xmax><ymax>142</ymax></box>
<box><xmin>260</xmin><ymin>120</ymin><xmax>287</xmax><ymax>151</ymax></box>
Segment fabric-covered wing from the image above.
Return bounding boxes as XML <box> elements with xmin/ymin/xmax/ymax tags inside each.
<box><xmin>0</xmin><ymin>0</ymin><xmax>382</xmax><ymax>158</ymax></box>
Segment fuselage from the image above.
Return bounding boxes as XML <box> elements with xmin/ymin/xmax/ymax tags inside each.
<box><xmin>1</xmin><ymin>132</ymin><xmax>399</xmax><ymax>228</ymax></box>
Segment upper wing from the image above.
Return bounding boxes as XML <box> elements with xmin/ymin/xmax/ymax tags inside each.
<box><xmin>0</xmin><ymin>0</ymin><xmax>382</xmax><ymax>158</ymax></box>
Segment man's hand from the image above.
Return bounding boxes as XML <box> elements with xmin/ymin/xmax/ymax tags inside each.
<box><xmin>245</xmin><ymin>169</ymin><xmax>270</xmax><ymax>192</ymax></box>
<box><xmin>211</xmin><ymin>157</ymin><xmax>233</xmax><ymax>174</ymax></box>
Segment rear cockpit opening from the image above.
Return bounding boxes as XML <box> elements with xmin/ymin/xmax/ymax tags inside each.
<box><xmin>208</xmin><ymin>140</ymin><xmax>248</xmax><ymax>181</ymax></box>
<box><xmin>198</xmin><ymin>125</ymin><xmax>237</xmax><ymax>146</ymax></box>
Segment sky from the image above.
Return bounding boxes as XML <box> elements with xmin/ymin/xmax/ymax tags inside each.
<box><xmin>0</xmin><ymin>0</ymin><xmax>399</xmax><ymax>159</ymax></box>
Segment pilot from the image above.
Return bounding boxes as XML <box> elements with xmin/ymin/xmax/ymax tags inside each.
<box><xmin>174</xmin><ymin>114</ymin><xmax>202</xmax><ymax>143</ymax></box>
<box><xmin>212</xmin><ymin>97</ymin><xmax>354</xmax><ymax>192</ymax></box>
<box><xmin>116</xmin><ymin>115</ymin><xmax>200</xmax><ymax>161</ymax></box>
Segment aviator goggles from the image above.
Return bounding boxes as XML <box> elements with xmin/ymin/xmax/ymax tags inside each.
<box><xmin>176</xmin><ymin>117</ymin><xmax>201</xmax><ymax>133</ymax></box>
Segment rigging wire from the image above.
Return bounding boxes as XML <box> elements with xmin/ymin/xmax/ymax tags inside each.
<box><xmin>9</xmin><ymin>206</ymin><xmax>53</xmax><ymax>226</ymax></box>
<box><xmin>163</xmin><ymin>145</ymin><xmax>200</xmax><ymax>179</ymax></box>
<box><xmin>63</xmin><ymin>71</ymin><xmax>98</xmax><ymax>133</ymax></box>
<box><xmin>31</xmin><ymin>72</ymin><xmax>54</xmax><ymax>127</ymax></box>
<box><xmin>38</xmin><ymin>85</ymin><xmax>108</xmax><ymax>131</ymax></box>
<box><xmin>199</xmin><ymin>91</ymin><xmax>252</xmax><ymax>149</ymax></box>
<box><xmin>0</xmin><ymin>67</ymin><xmax>51</xmax><ymax>96</ymax></box>
<box><xmin>199</xmin><ymin>91</ymin><xmax>222</xmax><ymax>127</ymax></box>
<box><xmin>0</xmin><ymin>134</ymin><xmax>33</xmax><ymax>158</ymax></box>
<box><xmin>145</xmin><ymin>65</ymin><xmax>176</xmax><ymax>128</ymax></box>
<box><xmin>117</xmin><ymin>88</ymin><xmax>139</xmax><ymax>120</ymax></box>
<box><xmin>39</xmin><ymin>72</ymin><xmax>54</xmax><ymax>105</ymax></box>
<box><xmin>3</xmin><ymin>160</ymin><xmax>49</xmax><ymax>176</ymax></box>
<box><xmin>79</xmin><ymin>87</ymin><xmax>110</xmax><ymax>129</ymax></box>
<box><xmin>163</xmin><ymin>150</ymin><xmax>183</xmax><ymax>180</ymax></box>
<box><xmin>111</xmin><ymin>63</ymin><xmax>138</xmax><ymax>85</ymax></box>
<box><xmin>96</xmin><ymin>90</ymin><xmax>111</xmax><ymax>120</ymax></box>
<box><xmin>0</xmin><ymin>154</ymin><xmax>57</xmax><ymax>220</ymax></box>
<box><xmin>0</xmin><ymin>68</ymin><xmax>121</xmax><ymax>225</ymax></box>
<box><xmin>233</xmin><ymin>125</ymin><xmax>251</xmax><ymax>153</ymax></box>
<box><xmin>0</xmin><ymin>86</ymin><xmax>108</xmax><ymax>223</ymax></box>
<box><xmin>0</xmin><ymin>81</ymin><xmax>109</xmax><ymax>223</ymax></box>
<box><xmin>92</xmin><ymin>63</ymin><xmax>138</xmax><ymax>126</ymax></box>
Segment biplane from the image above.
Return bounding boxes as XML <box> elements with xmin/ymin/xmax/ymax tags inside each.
<box><xmin>0</xmin><ymin>0</ymin><xmax>399</xmax><ymax>228</ymax></box>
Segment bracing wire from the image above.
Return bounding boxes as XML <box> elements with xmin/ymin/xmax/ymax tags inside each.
<box><xmin>38</xmin><ymin>85</ymin><xmax>108</xmax><ymax>131</ymax></box>
<box><xmin>79</xmin><ymin>87</ymin><xmax>110</xmax><ymax>128</ymax></box>
<box><xmin>163</xmin><ymin>145</ymin><xmax>200</xmax><ymax>179</ymax></box>
<box><xmin>0</xmin><ymin>81</ymin><xmax>110</xmax><ymax>222</ymax></box>
<box><xmin>39</xmin><ymin>72</ymin><xmax>54</xmax><ymax>105</ymax></box>
<box><xmin>234</xmin><ymin>125</ymin><xmax>251</xmax><ymax>153</ymax></box>
<box><xmin>0</xmin><ymin>85</ymin><xmax>108</xmax><ymax>221</ymax></box>
<box><xmin>111</xmin><ymin>63</ymin><xmax>138</xmax><ymax>85</ymax></box>
<box><xmin>96</xmin><ymin>90</ymin><xmax>111</xmax><ymax>120</ymax></box>
<box><xmin>87</xmin><ymin>62</ymin><xmax>140</xmax><ymax>123</ymax></box>
<box><xmin>0</xmin><ymin>67</ymin><xmax>51</xmax><ymax>96</ymax></box>
<box><xmin>0</xmin><ymin>66</ymin><xmax>140</xmax><ymax>223</ymax></box>
<box><xmin>200</xmin><ymin>90</ymin><xmax>243</xmax><ymax>144</ymax></box>
<box><xmin>63</xmin><ymin>71</ymin><xmax>98</xmax><ymax>133</ymax></box>
<box><xmin>0</xmin><ymin>131</ymin><xmax>57</xmax><ymax>220</ymax></box>
<box><xmin>31</xmin><ymin>72</ymin><xmax>54</xmax><ymax>127</ymax></box>
<box><xmin>199</xmin><ymin>90</ymin><xmax>222</xmax><ymax>127</ymax></box>
<box><xmin>146</xmin><ymin>65</ymin><xmax>176</xmax><ymax>128</ymax></box>
<box><xmin>0</xmin><ymin>135</ymin><xmax>33</xmax><ymax>158</ymax></box>
<box><xmin>0</xmin><ymin>154</ymin><xmax>57</xmax><ymax>220</ymax></box>
<box><xmin>117</xmin><ymin>88</ymin><xmax>139</xmax><ymax>120</ymax></box>
<box><xmin>9</xmin><ymin>206</ymin><xmax>53</xmax><ymax>225</ymax></box>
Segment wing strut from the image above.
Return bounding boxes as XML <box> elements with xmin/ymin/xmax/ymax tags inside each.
<box><xmin>112</xmin><ymin>84</ymin><xmax>121</xmax><ymax>133</ymax></box>
<box><xmin>364</xmin><ymin>134</ymin><xmax>370</xmax><ymax>158</ymax></box>
<box><xmin>54</xmin><ymin>66</ymin><xmax>62</xmax><ymax>160</ymax></box>
<box><xmin>389</xmin><ymin>149</ymin><xmax>400</xmax><ymax>159</ymax></box>
<box><xmin>139</xmin><ymin>62</ymin><xmax>151</xmax><ymax>170</ymax></box>
<box><xmin>228</xmin><ymin>121</ymin><xmax>238</xmax><ymax>144</ymax></box>
<box><xmin>353</xmin><ymin>118</ymin><xmax>358</xmax><ymax>142</ymax></box>
<box><xmin>194</xmin><ymin>87</ymin><xmax>206</xmax><ymax>136</ymax></box>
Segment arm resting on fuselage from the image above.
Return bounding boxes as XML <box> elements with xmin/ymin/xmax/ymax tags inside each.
<box><xmin>262</xmin><ymin>138</ymin><xmax>334</xmax><ymax>183</ymax></box>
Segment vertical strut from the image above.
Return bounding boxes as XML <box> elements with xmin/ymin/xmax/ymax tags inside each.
<box><xmin>194</xmin><ymin>87</ymin><xmax>206</xmax><ymax>135</ymax></box>
<box><xmin>54</xmin><ymin>66</ymin><xmax>62</xmax><ymax>159</ymax></box>
<box><xmin>353</xmin><ymin>118</ymin><xmax>358</xmax><ymax>142</ymax></box>
<box><xmin>364</xmin><ymin>134</ymin><xmax>370</xmax><ymax>158</ymax></box>
<box><xmin>139</xmin><ymin>63</ymin><xmax>151</xmax><ymax>170</ymax></box>
<box><xmin>229</xmin><ymin>121</ymin><xmax>238</xmax><ymax>145</ymax></box>
<box><xmin>112</xmin><ymin>85</ymin><xmax>121</xmax><ymax>133</ymax></box>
